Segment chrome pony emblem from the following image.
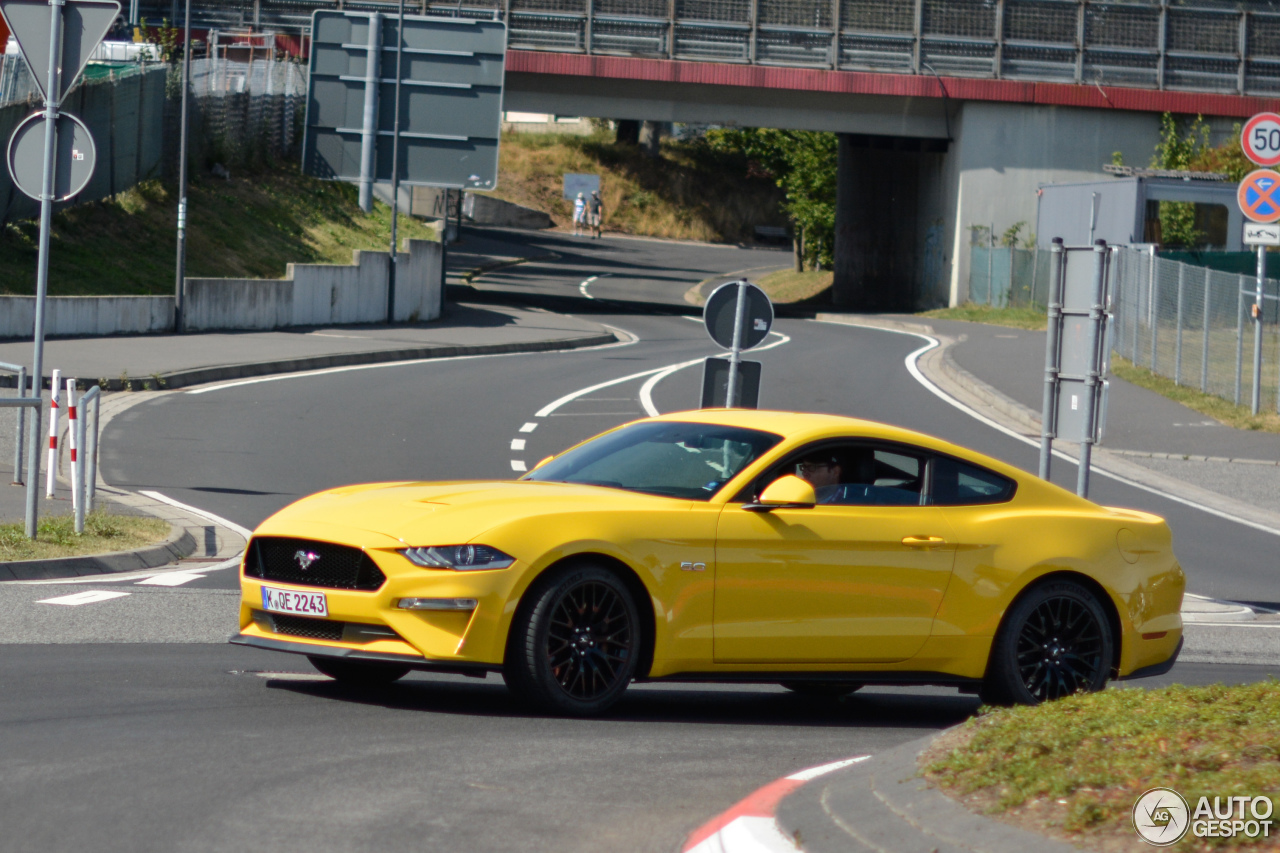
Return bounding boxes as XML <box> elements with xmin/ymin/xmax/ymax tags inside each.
<box><xmin>293</xmin><ymin>550</ymin><xmax>321</xmax><ymax>571</ymax></box>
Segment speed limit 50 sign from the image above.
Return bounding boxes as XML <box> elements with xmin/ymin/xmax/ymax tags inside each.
<box><xmin>1243</xmin><ymin>113</ymin><xmax>1280</xmax><ymax>166</ymax></box>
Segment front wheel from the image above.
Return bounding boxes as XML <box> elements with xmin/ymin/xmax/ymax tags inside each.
<box><xmin>504</xmin><ymin>565</ymin><xmax>641</xmax><ymax>716</ymax></box>
<box><xmin>981</xmin><ymin>579</ymin><xmax>1114</xmax><ymax>706</ymax></box>
<box><xmin>308</xmin><ymin>655</ymin><xmax>409</xmax><ymax>686</ymax></box>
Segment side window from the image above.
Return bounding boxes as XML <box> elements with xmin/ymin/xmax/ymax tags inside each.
<box><xmin>775</xmin><ymin>443</ymin><xmax>926</xmax><ymax>507</ymax></box>
<box><xmin>930</xmin><ymin>456</ymin><xmax>1016</xmax><ymax>506</ymax></box>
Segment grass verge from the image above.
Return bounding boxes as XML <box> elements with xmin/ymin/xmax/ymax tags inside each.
<box><xmin>753</xmin><ymin>269</ymin><xmax>831</xmax><ymax>303</ymax></box>
<box><xmin>0</xmin><ymin>166</ymin><xmax>443</xmax><ymax>296</ymax></box>
<box><xmin>1111</xmin><ymin>355</ymin><xmax>1280</xmax><ymax>434</ymax></box>
<box><xmin>919</xmin><ymin>303</ymin><xmax>1049</xmax><ymax>330</ymax></box>
<box><xmin>483</xmin><ymin>131</ymin><xmax>786</xmax><ymax>243</ymax></box>
<box><xmin>924</xmin><ymin>684</ymin><xmax>1280</xmax><ymax>851</ymax></box>
<box><xmin>0</xmin><ymin>512</ymin><xmax>170</xmax><ymax>562</ymax></box>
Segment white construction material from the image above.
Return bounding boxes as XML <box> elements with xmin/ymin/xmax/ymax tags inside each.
<box><xmin>45</xmin><ymin>368</ymin><xmax>59</xmax><ymax>498</ymax></box>
<box><xmin>66</xmin><ymin>378</ymin><xmax>79</xmax><ymax>511</ymax></box>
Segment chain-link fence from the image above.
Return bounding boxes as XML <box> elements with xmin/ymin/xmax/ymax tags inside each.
<box><xmin>1111</xmin><ymin>246</ymin><xmax>1280</xmax><ymax>414</ymax></box>
<box><xmin>187</xmin><ymin>57</ymin><xmax>307</xmax><ymax>168</ymax></box>
<box><xmin>968</xmin><ymin>246</ymin><xmax>1052</xmax><ymax>309</ymax></box>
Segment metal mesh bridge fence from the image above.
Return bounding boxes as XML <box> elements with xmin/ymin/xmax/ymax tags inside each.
<box><xmin>129</xmin><ymin>0</ymin><xmax>1280</xmax><ymax>97</ymax></box>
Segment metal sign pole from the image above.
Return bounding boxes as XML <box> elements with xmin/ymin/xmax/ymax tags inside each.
<box><xmin>357</xmin><ymin>13</ymin><xmax>381</xmax><ymax>212</ymax></box>
<box><xmin>1253</xmin><ymin>244</ymin><xmax>1265</xmax><ymax>415</ymax></box>
<box><xmin>725</xmin><ymin>279</ymin><xmax>747</xmax><ymax>408</ymax></box>
<box><xmin>1038</xmin><ymin>238</ymin><xmax>1064</xmax><ymax>481</ymax></box>
<box><xmin>1076</xmin><ymin>240</ymin><xmax>1108</xmax><ymax>499</ymax></box>
<box><xmin>386</xmin><ymin>0</ymin><xmax>404</xmax><ymax>324</ymax></box>
<box><xmin>173</xmin><ymin>0</ymin><xmax>191</xmax><ymax>333</ymax></box>
<box><xmin>23</xmin><ymin>0</ymin><xmax>66</xmax><ymax>539</ymax></box>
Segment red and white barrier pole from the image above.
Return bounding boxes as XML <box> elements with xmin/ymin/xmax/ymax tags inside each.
<box><xmin>66</xmin><ymin>379</ymin><xmax>79</xmax><ymax>514</ymax></box>
<box><xmin>45</xmin><ymin>368</ymin><xmax>60</xmax><ymax>498</ymax></box>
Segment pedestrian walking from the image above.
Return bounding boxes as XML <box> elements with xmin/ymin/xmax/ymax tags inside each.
<box><xmin>572</xmin><ymin>192</ymin><xmax>586</xmax><ymax>236</ymax></box>
<box><xmin>588</xmin><ymin>190</ymin><xmax>604</xmax><ymax>238</ymax></box>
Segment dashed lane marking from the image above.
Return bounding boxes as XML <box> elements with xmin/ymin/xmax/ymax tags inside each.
<box><xmin>135</xmin><ymin>572</ymin><xmax>208</xmax><ymax>587</ymax></box>
<box><xmin>519</xmin><ymin>422</ymin><xmax>538</xmax><ymax>433</ymax></box>
<box><xmin>510</xmin><ymin>439</ymin><xmax>526</xmax><ymax>451</ymax></box>
<box><xmin>37</xmin><ymin>590</ymin><xmax>131</xmax><ymax>606</ymax></box>
<box><xmin>511</xmin><ymin>460</ymin><xmax>528</xmax><ymax>472</ymax></box>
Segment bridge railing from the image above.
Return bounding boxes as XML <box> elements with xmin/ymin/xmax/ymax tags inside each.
<box><xmin>134</xmin><ymin>0</ymin><xmax>1280</xmax><ymax>97</ymax></box>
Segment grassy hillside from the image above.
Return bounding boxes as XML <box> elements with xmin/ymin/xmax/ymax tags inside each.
<box><xmin>484</xmin><ymin>131</ymin><xmax>787</xmax><ymax>243</ymax></box>
<box><xmin>0</xmin><ymin>170</ymin><xmax>441</xmax><ymax>296</ymax></box>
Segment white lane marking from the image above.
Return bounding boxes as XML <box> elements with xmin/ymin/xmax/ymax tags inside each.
<box><xmin>535</xmin><ymin>361</ymin><xmax>704</xmax><ymax>418</ymax></box>
<box><xmin>638</xmin><ymin>330</ymin><xmax>793</xmax><ymax>417</ymax></box>
<box><xmin>519</xmin><ymin>422</ymin><xmax>538</xmax><ymax>433</ymax></box>
<box><xmin>138</xmin><ymin>490</ymin><xmax>254</xmax><ymax>539</ymax></box>
<box><xmin>786</xmin><ymin>755</ymin><xmax>870</xmax><ymax>782</ymax></box>
<box><xmin>15</xmin><ymin>550</ymin><xmax>243</xmax><ymax>584</ymax></box>
<box><xmin>813</xmin><ymin>319</ymin><xmax>1280</xmax><ymax>540</ymax></box>
<box><xmin>510</xmin><ymin>460</ymin><xmax>527</xmax><ymax>472</ymax></box>
<box><xmin>135</xmin><ymin>572</ymin><xmax>207</xmax><ymax>586</ymax></box>
<box><xmin>579</xmin><ymin>274</ymin><xmax>609</xmax><ymax>299</ymax></box>
<box><xmin>510</xmin><ymin>438</ymin><xmax>526</xmax><ymax>451</ymax></box>
<box><xmin>38</xmin><ymin>590</ymin><xmax>131</xmax><ymax>606</ymax></box>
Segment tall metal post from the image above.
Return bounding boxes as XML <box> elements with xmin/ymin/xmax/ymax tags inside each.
<box><xmin>1236</xmin><ymin>275</ymin><xmax>1245</xmax><ymax>405</ymax></box>
<box><xmin>24</xmin><ymin>0</ymin><xmax>67</xmax><ymax>539</ymax></box>
<box><xmin>386</xmin><ymin>0</ymin><xmax>405</xmax><ymax>324</ymax></box>
<box><xmin>725</xmin><ymin>280</ymin><xmax>748</xmax><ymax>408</ymax></box>
<box><xmin>1174</xmin><ymin>262</ymin><xmax>1184</xmax><ymax>385</ymax></box>
<box><xmin>1150</xmin><ymin>259</ymin><xmax>1160</xmax><ymax>372</ymax></box>
<box><xmin>1038</xmin><ymin>238</ymin><xmax>1064</xmax><ymax>481</ymax></box>
<box><xmin>173</xmin><ymin>0</ymin><xmax>192</xmax><ymax>333</ymax></box>
<box><xmin>1252</xmin><ymin>245</ymin><xmax>1264</xmax><ymax>415</ymax></box>
<box><xmin>358</xmin><ymin>13</ymin><xmax>382</xmax><ymax>212</ymax></box>
<box><xmin>1077</xmin><ymin>240</ymin><xmax>1108</xmax><ymax>499</ymax></box>
<box><xmin>1201</xmin><ymin>266</ymin><xmax>1211</xmax><ymax>392</ymax></box>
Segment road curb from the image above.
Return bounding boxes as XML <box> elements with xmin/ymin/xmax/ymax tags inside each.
<box><xmin>682</xmin><ymin>757</ymin><xmax>870</xmax><ymax>853</ymax></box>
<box><xmin>0</xmin><ymin>524</ymin><xmax>196</xmax><ymax>581</ymax></box>
<box><xmin>151</xmin><ymin>332</ymin><xmax>620</xmax><ymax>391</ymax></box>
<box><xmin>773</xmin><ymin>732</ymin><xmax>1087</xmax><ymax>853</ymax></box>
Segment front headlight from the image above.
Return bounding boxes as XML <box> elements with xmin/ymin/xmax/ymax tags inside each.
<box><xmin>401</xmin><ymin>545</ymin><xmax>515</xmax><ymax>571</ymax></box>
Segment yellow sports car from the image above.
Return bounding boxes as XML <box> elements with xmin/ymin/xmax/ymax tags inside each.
<box><xmin>231</xmin><ymin>410</ymin><xmax>1184</xmax><ymax>714</ymax></box>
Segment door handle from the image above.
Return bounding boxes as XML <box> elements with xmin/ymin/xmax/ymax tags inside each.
<box><xmin>902</xmin><ymin>535</ymin><xmax>948</xmax><ymax>549</ymax></box>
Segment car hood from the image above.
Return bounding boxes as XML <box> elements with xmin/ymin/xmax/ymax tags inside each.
<box><xmin>254</xmin><ymin>480</ymin><xmax>692</xmax><ymax>545</ymax></box>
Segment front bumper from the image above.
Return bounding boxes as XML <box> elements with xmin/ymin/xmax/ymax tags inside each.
<box><xmin>229</xmin><ymin>633</ymin><xmax>499</xmax><ymax>676</ymax></box>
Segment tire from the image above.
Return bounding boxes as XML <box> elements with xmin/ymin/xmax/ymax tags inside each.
<box><xmin>308</xmin><ymin>655</ymin><xmax>410</xmax><ymax>686</ymax></box>
<box><xmin>504</xmin><ymin>564</ymin><xmax>642</xmax><ymax>716</ymax></box>
<box><xmin>780</xmin><ymin>681</ymin><xmax>863</xmax><ymax>698</ymax></box>
<box><xmin>980</xmin><ymin>579</ymin><xmax>1114</xmax><ymax>706</ymax></box>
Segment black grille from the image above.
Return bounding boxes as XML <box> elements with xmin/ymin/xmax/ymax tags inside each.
<box><xmin>269</xmin><ymin>613</ymin><xmax>345</xmax><ymax>641</ymax></box>
<box><xmin>245</xmin><ymin>536</ymin><xmax>386</xmax><ymax>591</ymax></box>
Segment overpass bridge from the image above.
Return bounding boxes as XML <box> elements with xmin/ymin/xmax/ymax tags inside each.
<box><xmin>135</xmin><ymin>0</ymin><xmax>1280</xmax><ymax>307</ymax></box>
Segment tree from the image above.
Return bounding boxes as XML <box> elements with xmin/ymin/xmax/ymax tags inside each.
<box><xmin>703</xmin><ymin>128</ymin><xmax>837</xmax><ymax>269</ymax></box>
<box><xmin>1150</xmin><ymin>113</ymin><xmax>1210</xmax><ymax>248</ymax></box>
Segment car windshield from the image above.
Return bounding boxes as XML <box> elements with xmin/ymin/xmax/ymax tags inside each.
<box><xmin>523</xmin><ymin>421</ymin><xmax>783</xmax><ymax>500</ymax></box>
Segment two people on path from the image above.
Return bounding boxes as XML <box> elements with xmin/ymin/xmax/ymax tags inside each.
<box><xmin>572</xmin><ymin>190</ymin><xmax>604</xmax><ymax>238</ymax></box>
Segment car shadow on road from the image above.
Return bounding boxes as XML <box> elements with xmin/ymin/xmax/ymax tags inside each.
<box><xmin>263</xmin><ymin>674</ymin><xmax>981</xmax><ymax>729</ymax></box>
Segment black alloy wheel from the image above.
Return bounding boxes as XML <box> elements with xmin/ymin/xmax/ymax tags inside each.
<box><xmin>981</xmin><ymin>579</ymin><xmax>1114</xmax><ymax>706</ymax></box>
<box><xmin>780</xmin><ymin>681</ymin><xmax>863</xmax><ymax>698</ymax></box>
<box><xmin>307</xmin><ymin>655</ymin><xmax>410</xmax><ymax>686</ymax></box>
<box><xmin>505</xmin><ymin>565</ymin><xmax>641</xmax><ymax>715</ymax></box>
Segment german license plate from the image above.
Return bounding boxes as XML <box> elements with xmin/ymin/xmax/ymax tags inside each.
<box><xmin>261</xmin><ymin>586</ymin><xmax>328</xmax><ymax>618</ymax></box>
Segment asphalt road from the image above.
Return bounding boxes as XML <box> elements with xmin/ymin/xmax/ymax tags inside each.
<box><xmin>4</xmin><ymin>231</ymin><xmax>1280</xmax><ymax>853</ymax></box>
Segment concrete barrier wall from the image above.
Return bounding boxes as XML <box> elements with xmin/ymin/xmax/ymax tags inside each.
<box><xmin>0</xmin><ymin>296</ymin><xmax>172</xmax><ymax>339</ymax></box>
<box><xmin>0</xmin><ymin>237</ymin><xmax>443</xmax><ymax>339</ymax></box>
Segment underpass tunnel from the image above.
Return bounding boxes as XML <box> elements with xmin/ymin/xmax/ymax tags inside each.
<box><xmin>833</xmin><ymin>133</ymin><xmax>949</xmax><ymax>313</ymax></box>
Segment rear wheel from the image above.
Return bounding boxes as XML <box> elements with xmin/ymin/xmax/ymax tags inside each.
<box><xmin>981</xmin><ymin>579</ymin><xmax>1113</xmax><ymax>706</ymax></box>
<box><xmin>308</xmin><ymin>655</ymin><xmax>409</xmax><ymax>686</ymax></box>
<box><xmin>504</xmin><ymin>565</ymin><xmax>641</xmax><ymax>716</ymax></box>
<box><xmin>780</xmin><ymin>681</ymin><xmax>862</xmax><ymax>698</ymax></box>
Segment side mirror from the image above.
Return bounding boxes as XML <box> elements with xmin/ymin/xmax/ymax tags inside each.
<box><xmin>532</xmin><ymin>455</ymin><xmax>555</xmax><ymax>471</ymax></box>
<box><xmin>744</xmin><ymin>475</ymin><xmax>816</xmax><ymax>512</ymax></box>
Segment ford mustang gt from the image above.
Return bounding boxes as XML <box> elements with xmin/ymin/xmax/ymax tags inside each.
<box><xmin>231</xmin><ymin>410</ymin><xmax>1184</xmax><ymax>714</ymax></box>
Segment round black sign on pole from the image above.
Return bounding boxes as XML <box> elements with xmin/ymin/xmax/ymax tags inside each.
<box><xmin>6</xmin><ymin>111</ymin><xmax>97</xmax><ymax>202</ymax></box>
<box><xmin>703</xmin><ymin>280</ymin><xmax>773</xmax><ymax>350</ymax></box>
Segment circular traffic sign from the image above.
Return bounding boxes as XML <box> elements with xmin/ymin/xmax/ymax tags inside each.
<box><xmin>5</xmin><ymin>111</ymin><xmax>97</xmax><ymax>202</ymax></box>
<box><xmin>1243</xmin><ymin>113</ymin><xmax>1280</xmax><ymax>167</ymax></box>
<box><xmin>704</xmin><ymin>280</ymin><xmax>773</xmax><ymax>350</ymax></box>
<box><xmin>1238</xmin><ymin>169</ymin><xmax>1280</xmax><ymax>224</ymax></box>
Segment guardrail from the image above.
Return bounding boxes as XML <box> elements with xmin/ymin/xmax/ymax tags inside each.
<box><xmin>136</xmin><ymin>0</ymin><xmax>1280</xmax><ymax>98</ymax></box>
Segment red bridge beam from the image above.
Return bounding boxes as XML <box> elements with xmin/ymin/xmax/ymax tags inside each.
<box><xmin>507</xmin><ymin>50</ymin><xmax>1280</xmax><ymax>119</ymax></box>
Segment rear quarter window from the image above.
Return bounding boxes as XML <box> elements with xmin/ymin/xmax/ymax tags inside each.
<box><xmin>931</xmin><ymin>456</ymin><xmax>1016</xmax><ymax>506</ymax></box>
